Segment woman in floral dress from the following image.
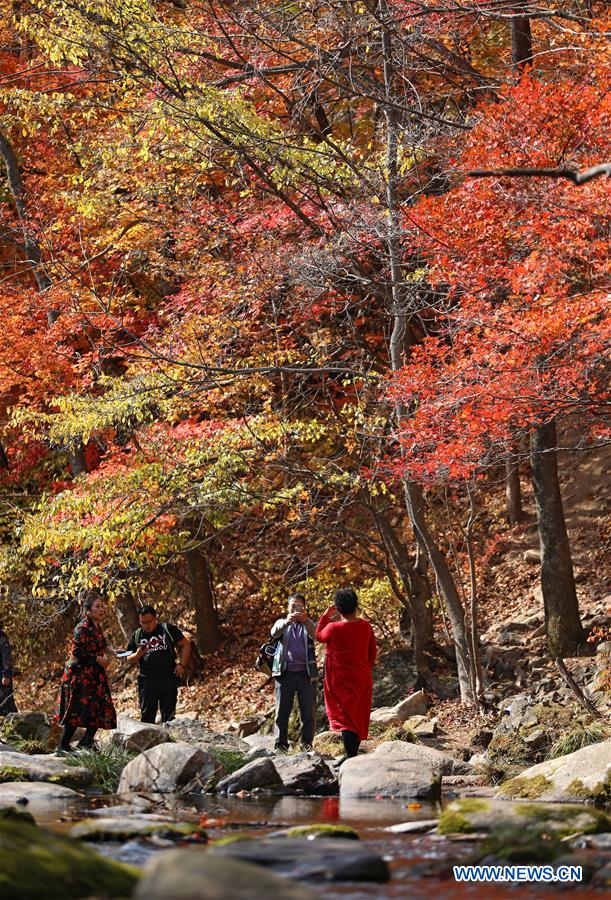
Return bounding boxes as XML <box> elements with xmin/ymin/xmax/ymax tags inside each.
<box><xmin>56</xmin><ymin>595</ymin><xmax>116</xmax><ymax>751</ymax></box>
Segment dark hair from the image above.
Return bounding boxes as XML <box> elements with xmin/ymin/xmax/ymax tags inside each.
<box><xmin>83</xmin><ymin>594</ymin><xmax>103</xmax><ymax>612</ymax></box>
<box><xmin>335</xmin><ymin>588</ymin><xmax>358</xmax><ymax>615</ymax></box>
<box><xmin>288</xmin><ymin>593</ymin><xmax>306</xmax><ymax>605</ymax></box>
<box><xmin>138</xmin><ymin>604</ymin><xmax>157</xmax><ymax>618</ymax></box>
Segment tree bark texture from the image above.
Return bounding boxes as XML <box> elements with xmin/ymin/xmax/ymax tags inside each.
<box><xmin>530</xmin><ymin>420</ymin><xmax>583</xmax><ymax>656</ymax></box>
<box><xmin>186</xmin><ymin>547</ymin><xmax>222</xmax><ymax>653</ymax></box>
<box><xmin>505</xmin><ymin>450</ymin><xmax>524</xmax><ymax>524</ymax></box>
<box><xmin>114</xmin><ymin>591</ymin><xmax>140</xmax><ymax>641</ymax></box>
<box><xmin>511</xmin><ymin>14</ymin><xmax>532</xmax><ymax>71</ymax></box>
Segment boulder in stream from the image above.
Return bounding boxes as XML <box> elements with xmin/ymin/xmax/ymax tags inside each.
<box><xmin>217</xmin><ymin>756</ymin><xmax>281</xmax><ymax>794</ymax></box>
<box><xmin>438</xmin><ymin>798</ymin><xmax>611</xmax><ymax>837</ymax></box>
<box><xmin>0</xmin><ymin>781</ymin><xmax>81</xmax><ymax>807</ymax></box>
<box><xmin>0</xmin><ymin>750</ymin><xmax>93</xmax><ymax>789</ymax></box>
<box><xmin>272</xmin><ymin>752</ymin><xmax>337</xmax><ymax>794</ymax></box>
<box><xmin>70</xmin><ymin>815</ymin><xmax>203</xmax><ymax>842</ymax></box>
<box><xmin>0</xmin><ymin>807</ymin><xmax>138</xmax><ymax>900</ymax></box>
<box><xmin>209</xmin><ymin>836</ymin><xmax>389</xmax><ymax>882</ymax></box>
<box><xmin>339</xmin><ymin>744</ymin><xmax>442</xmax><ymax>800</ymax></box>
<box><xmin>165</xmin><ymin>717</ymin><xmax>250</xmax><ymax>754</ymax></box>
<box><xmin>135</xmin><ymin>849</ymin><xmax>319</xmax><ymax>899</ymax></box>
<box><xmin>118</xmin><ymin>741</ymin><xmax>220</xmax><ymax>794</ymax></box>
<box><xmin>497</xmin><ymin>738</ymin><xmax>611</xmax><ymax>803</ymax></box>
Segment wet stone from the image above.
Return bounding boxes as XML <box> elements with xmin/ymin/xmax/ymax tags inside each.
<box><xmin>209</xmin><ymin>836</ymin><xmax>390</xmax><ymax>883</ymax></box>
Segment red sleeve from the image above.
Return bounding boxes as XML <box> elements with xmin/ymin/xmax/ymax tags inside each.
<box><xmin>368</xmin><ymin>627</ymin><xmax>377</xmax><ymax>668</ymax></box>
<box><xmin>315</xmin><ymin>609</ymin><xmax>335</xmax><ymax>643</ymax></box>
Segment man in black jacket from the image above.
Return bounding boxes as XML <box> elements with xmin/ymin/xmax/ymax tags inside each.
<box><xmin>127</xmin><ymin>605</ymin><xmax>191</xmax><ymax>723</ymax></box>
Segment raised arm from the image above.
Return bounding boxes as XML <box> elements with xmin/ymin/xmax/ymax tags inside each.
<box><xmin>315</xmin><ymin>606</ymin><xmax>336</xmax><ymax>643</ymax></box>
<box><xmin>270</xmin><ymin>617</ymin><xmax>289</xmax><ymax>639</ymax></box>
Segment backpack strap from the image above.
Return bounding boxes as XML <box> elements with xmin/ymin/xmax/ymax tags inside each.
<box><xmin>161</xmin><ymin>623</ymin><xmax>178</xmax><ymax>659</ymax></box>
<box><xmin>135</xmin><ymin>627</ymin><xmax>142</xmax><ymax>645</ymax></box>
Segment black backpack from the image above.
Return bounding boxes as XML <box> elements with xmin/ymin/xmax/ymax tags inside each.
<box><xmin>255</xmin><ymin>637</ymin><xmax>279</xmax><ymax>676</ymax></box>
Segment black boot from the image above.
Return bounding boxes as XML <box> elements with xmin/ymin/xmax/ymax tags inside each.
<box><xmin>76</xmin><ymin>727</ymin><xmax>97</xmax><ymax>750</ymax></box>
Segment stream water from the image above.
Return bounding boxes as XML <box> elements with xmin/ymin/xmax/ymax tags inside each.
<box><xmin>32</xmin><ymin>792</ymin><xmax>609</xmax><ymax>899</ymax></box>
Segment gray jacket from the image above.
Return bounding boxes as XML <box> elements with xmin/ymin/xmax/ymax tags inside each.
<box><xmin>270</xmin><ymin>616</ymin><xmax>318</xmax><ymax>679</ymax></box>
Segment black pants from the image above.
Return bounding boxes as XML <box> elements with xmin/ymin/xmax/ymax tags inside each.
<box><xmin>274</xmin><ymin>670</ymin><xmax>316</xmax><ymax>749</ymax></box>
<box><xmin>138</xmin><ymin>675</ymin><xmax>178</xmax><ymax>724</ymax></box>
<box><xmin>341</xmin><ymin>729</ymin><xmax>360</xmax><ymax>758</ymax></box>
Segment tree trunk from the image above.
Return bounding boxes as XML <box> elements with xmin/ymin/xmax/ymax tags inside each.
<box><xmin>505</xmin><ymin>449</ymin><xmax>524</xmax><ymax>524</ymax></box>
<box><xmin>530</xmin><ymin>420</ymin><xmax>583</xmax><ymax>656</ymax></box>
<box><xmin>114</xmin><ymin>591</ymin><xmax>140</xmax><ymax>641</ymax></box>
<box><xmin>68</xmin><ymin>441</ymin><xmax>88</xmax><ymax>477</ymax></box>
<box><xmin>511</xmin><ymin>14</ymin><xmax>532</xmax><ymax>71</ymax></box>
<box><xmin>185</xmin><ymin>547</ymin><xmax>222</xmax><ymax>653</ymax></box>
<box><xmin>380</xmin><ymin>1</ymin><xmax>473</xmax><ymax>702</ymax></box>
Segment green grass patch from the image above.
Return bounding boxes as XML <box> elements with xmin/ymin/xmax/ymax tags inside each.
<box><xmin>547</xmin><ymin>722</ymin><xmax>611</xmax><ymax>760</ymax></box>
<box><xmin>62</xmin><ymin>745</ymin><xmax>136</xmax><ymax>793</ymax></box>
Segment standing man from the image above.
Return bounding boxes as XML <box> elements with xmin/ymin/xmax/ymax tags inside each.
<box><xmin>126</xmin><ymin>605</ymin><xmax>191</xmax><ymax>724</ymax></box>
<box><xmin>271</xmin><ymin>593</ymin><xmax>318</xmax><ymax>751</ymax></box>
<box><xmin>0</xmin><ymin>622</ymin><xmax>17</xmax><ymax>715</ymax></box>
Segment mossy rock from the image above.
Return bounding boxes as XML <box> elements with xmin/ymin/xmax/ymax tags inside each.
<box><xmin>0</xmin><ymin>810</ymin><xmax>139</xmax><ymax>900</ymax></box>
<box><xmin>285</xmin><ymin>824</ymin><xmax>359</xmax><ymax>840</ymax></box>
<box><xmin>70</xmin><ymin>816</ymin><xmax>204</xmax><ymax>842</ymax></box>
<box><xmin>516</xmin><ymin>802</ymin><xmax>611</xmax><ymax>837</ymax></box>
<box><xmin>478</xmin><ymin>822</ymin><xmax>563</xmax><ymax>864</ymax></box>
<box><xmin>497</xmin><ymin>775</ymin><xmax>552</xmax><ymax>800</ymax></box>
<box><xmin>437</xmin><ymin>798</ymin><xmax>491</xmax><ymax>834</ymax></box>
<box><xmin>0</xmin><ymin>767</ymin><xmax>29</xmax><ymax>784</ymax></box>
<box><xmin>211</xmin><ymin>833</ymin><xmax>256</xmax><ymax>847</ymax></box>
<box><xmin>566</xmin><ymin>774</ymin><xmax>611</xmax><ymax>805</ymax></box>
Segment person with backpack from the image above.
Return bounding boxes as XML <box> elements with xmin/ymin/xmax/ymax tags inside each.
<box><xmin>270</xmin><ymin>593</ymin><xmax>318</xmax><ymax>751</ymax></box>
<box><xmin>126</xmin><ymin>605</ymin><xmax>191</xmax><ymax>724</ymax></box>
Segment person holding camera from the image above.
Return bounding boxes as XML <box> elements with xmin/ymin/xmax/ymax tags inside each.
<box><xmin>126</xmin><ymin>605</ymin><xmax>190</xmax><ymax>724</ymax></box>
<box><xmin>270</xmin><ymin>593</ymin><xmax>318</xmax><ymax>751</ymax></box>
<box><xmin>56</xmin><ymin>595</ymin><xmax>117</xmax><ymax>752</ymax></box>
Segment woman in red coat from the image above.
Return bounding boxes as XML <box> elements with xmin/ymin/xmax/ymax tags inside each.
<box><xmin>56</xmin><ymin>595</ymin><xmax>117</xmax><ymax>752</ymax></box>
<box><xmin>316</xmin><ymin>588</ymin><xmax>377</xmax><ymax>761</ymax></box>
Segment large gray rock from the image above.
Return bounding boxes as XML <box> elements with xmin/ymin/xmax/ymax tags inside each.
<box><xmin>0</xmin><ymin>750</ymin><xmax>93</xmax><ymax>788</ymax></box>
<box><xmin>2</xmin><ymin>712</ymin><xmax>49</xmax><ymax>742</ymax></box>
<box><xmin>210</xmin><ymin>837</ymin><xmax>389</xmax><ymax>883</ymax></box>
<box><xmin>373</xmin><ymin>740</ymin><xmax>471</xmax><ymax>775</ymax></box>
<box><xmin>109</xmin><ymin>715</ymin><xmax>170</xmax><ymax>752</ymax></box>
<box><xmin>0</xmin><ymin>781</ymin><xmax>81</xmax><ymax>805</ymax></box>
<box><xmin>369</xmin><ymin>690</ymin><xmax>427</xmax><ymax>726</ymax></box>
<box><xmin>438</xmin><ymin>798</ymin><xmax>611</xmax><ymax>837</ymax></box>
<box><xmin>339</xmin><ymin>749</ymin><xmax>442</xmax><ymax>800</ymax></box>
<box><xmin>497</xmin><ymin>739</ymin><xmax>611</xmax><ymax>803</ymax></box>
<box><xmin>272</xmin><ymin>753</ymin><xmax>337</xmax><ymax>794</ymax></box>
<box><xmin>118</xmin><ymin>742</ymin><xmax>220</xmax><ymax>794</ymax></box>
<box><xmin>135</xmin><ymin>850</ymin><xmax>319</xmax><ymax>899</ymax></box>
<box><xmin>165</xmin><ymin>717</ymin><xmax>249</xmax><ymax>754</ymax></box>
<box><xmin>217</xmin><ymin>757</ymin><xmax>281</xmax><ymax>794</ymax></box>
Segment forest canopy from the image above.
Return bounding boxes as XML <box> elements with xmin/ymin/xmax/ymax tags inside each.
<box><xmin>0</xmin><ymin>1</ymin><xmax>608</xmax><ymax>703</ymax></box>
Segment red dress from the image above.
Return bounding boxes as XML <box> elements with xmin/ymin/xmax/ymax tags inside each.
<box><xmin>56</xmin><ymin>615</ymin><xmax>117</xmax><ymax>730</ymax></box>
<box><xmin>316</xmin><ymin>611</ymin><xmax>377</xmax><ymax>740</ymax></box>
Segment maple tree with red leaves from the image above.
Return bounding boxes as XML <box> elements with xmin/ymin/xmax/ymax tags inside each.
<box><xmin>0</xmin><ymin>1</ymin><xmax>608</xmax><ymax>709</ymax></box>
